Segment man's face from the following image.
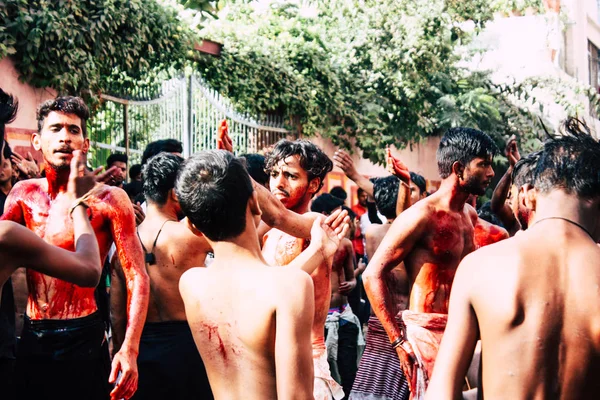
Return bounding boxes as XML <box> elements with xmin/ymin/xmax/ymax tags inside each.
<box><xmin>109</xmin><ymin>161</ymin><xmax>127</xmax><ymax>184</ymax></box>
<box><xmin>357</xmin><ymin>190</ymin><xmax>368</xmax><ymax>207</ymax></box>
<box><xmin>462</xmin><ymin>156</ymin><xmax>494</xmax><ymax>196</ymax></box>
<box><xmin>0</xmin><ymin>156</ymin><xmax>12</xmax><ymax>185</ymax></box>
<box><xmin>33</xmin><ymin>111</ymin><xmax>89</xmax><ymax>170</ymax></box>
<box><xmin>269</xmin><ymin>155</ymin><xmax>315</xmax><ymax>210</ymax></box>
<box><xmin>409</xmin><ymin>182</ymin><xmax>424</xmax><ymax>205</ymax></box>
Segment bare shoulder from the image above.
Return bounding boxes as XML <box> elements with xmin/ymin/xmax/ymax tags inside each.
<box><xmin>464</xmin><ymin>203</ymin><xmax>479</xmax><ymax>225</ymax></box>
<box><xmin>342</xmin><ymin>238</ymin><xmax>353</xmax><ymax>251</ymax></box>
<box><xmin>179</xmin><ymin>267</ymin><xmax>208</xmax><ymax>296</ymax></box>
<box><xmin>272</xmin><ymin>267</ymin><xmax>313</xmax><ymax>299</ymax></box>
<box><xmin>9</xmin><ymin>178</ymin><xmax>44</xmax><ymax>197</ymax></box>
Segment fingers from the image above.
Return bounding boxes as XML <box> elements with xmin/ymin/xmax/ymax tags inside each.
<box><xmin>337</xmin><ymin>219</ymin><xmax>350</xmax><ymax>240</ymax></box>
<box><xmin>26</xmin><ymin>151</ymin><xmax>34</xmax><ymax>161</ymax></box>
<box><xmin>324</xmin><ymin>209</ymin><xmax>342</xmax><ymax>225</ymax></box>
<box><xmin>109</xmin><ymin>359</ymin><xmax>120</xmax><ymax>384</ymax></box>
<box><xmin>327</xmin><ymin>209</ymin><xmax>348</xmax><ymax>231</ymax></box>
<box><xmin>96</xmin><ymin>166</ymin><xmax>119</xmax><ymax>183</ymax></box>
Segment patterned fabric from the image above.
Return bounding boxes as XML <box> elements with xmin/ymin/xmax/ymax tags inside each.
<box><xmin>401</xmin><ymin>310</ymin><xmax>448</xmax><ymax>400</ymax></box>
<box><xmin>349</xmin><ymin>316</ymin><xmax>409</xmax><ymax>400</ymax></box>
<box><xmin>314</xmin><ymin>347</ymin><xmax>345</xmax><ymax>400</ymax></box>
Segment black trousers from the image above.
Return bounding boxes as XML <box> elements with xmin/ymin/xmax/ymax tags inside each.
<box><xmin>15</xmin><ymin>312</ymin><xmax>111</xmax><ymax>400</ymax></box>
<box><xmin>325</xmin><ymin>321</ymin><xmax>359</xmax><ymax>400</ymax></box>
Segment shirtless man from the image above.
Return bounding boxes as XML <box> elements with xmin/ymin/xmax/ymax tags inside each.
<box><xmin>427</xmin><ymin>120</ymin><xmax>600</xmax><ymax>399</ymax></box>
<box><xmin>311</xmin><ymin>193</ymin><xmax>361</xmax><ymax>398</ymax></box>
<box><xmin>177</xmin><ymin>150</ymin><xmax>347</xmax><ymax>399</ymax></box>
<box><xmin>351</xmin><ymin>174</ymin><xmax>412</xmax><ymax>400</ymax></box>
<box><xmin>363</xmin><ymin>127</ymin><xmax>498</xmax><ymax>400</ymax></box>
<box><xmin>261</xmin><ymin>139</ymin><xmax>346</xmax><ymax>400</ymax></box>
<box><xmin>111</xmin><ymin>153</ymin><xmax>213</xmax><ymax>399</ymax></box>
<box><xmin>490</xmin><ymin>136</ymin><xmax>522</xmax><ymax>235</ymax></box>
<box><xmin>2</xmin><ymin>96</ymin><xmax>149</xmax><ymax>400</ymax></box>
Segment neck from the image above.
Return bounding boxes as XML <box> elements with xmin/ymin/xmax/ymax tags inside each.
<box><xmin>45</xmin><ymin>165</ymin><xmax>70</xmax><ymax>198</ymax></box>
<box><xmin>436</xmin><ymin>177</ymin><xmax>470</xmax><ymax>211</ymax></box>
<box><xmin>211</xmin><ymin>218</ymin><xmax>266</xmax><ymax>265</ymax></box>
<box><xmin>289</xmin><ymin>196</ymin><xmax>311</xmax><ymax>214</ymax></box>
<box><xmin>0</xmin><ymin>180</ymin><xmax>11</xmax><ymax>196</ymax></box>
<box><xmin>146</xmin><ymin>202</ymin><xmax>179</xmax><ymax>222</ymax></box>
<box><xmin>532</xmin><ymin>191</ymin><xmax>597</xmax><ymax>235</ymax></box>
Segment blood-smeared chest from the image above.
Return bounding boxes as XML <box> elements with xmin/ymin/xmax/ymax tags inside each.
<box><xmin>22</xmin><ymin>190</ymin><xmax>111</xmax><ymax>320</ymax></box>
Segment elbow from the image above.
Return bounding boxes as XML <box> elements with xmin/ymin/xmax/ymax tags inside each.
<box><xmin>77</xmin><ymin>261</ymin><xmax>103</xmax><ymax>288</ymax></box>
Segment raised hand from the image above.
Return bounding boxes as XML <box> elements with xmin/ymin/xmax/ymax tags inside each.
<box><xmin>333</xmin><ymin>149</ymin><xmax>359</xmax><ymax>180</ymax></box>
<box><xmin>310</xmin><ymin>209</ymin><xmax>350</xmax><ymax>259</ymax></box>
<box><xmin>386</xmin><ymin>148</ymin><xmax>410</xmax><ymax>183</ymax></box>
<box><xmin>217</xmin><ymin>119</ymin><xmax>233</xmax><ymax>152</ymax></box>
<box><xmin>93</xmin><ymin>165</ymin><xmax>120</xmax><ymax>185</ymax></box>
<box><xmin>67</xmin><ymin>150</ymin><xmax>97</xmax><ymax>198</ymax></box>
<box><xmin>505</xmin><ymin>135</ymin><xmax>521</xmax><ymax>167</ymax></box>
<box><xmin>11</xmin><ymin>150</ymin><xmax>40</xmax><ymax>179</ymax></box>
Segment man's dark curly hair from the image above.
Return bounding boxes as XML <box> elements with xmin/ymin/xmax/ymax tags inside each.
<box><xmin>37</xmin><ymin>96</ymin><xmax>89</xmax><ymax>137</ymax></box>
<box><xmin>264</xmin><ymin>139</ymin><xmax>333</xmax><ymax>193</ymax></box>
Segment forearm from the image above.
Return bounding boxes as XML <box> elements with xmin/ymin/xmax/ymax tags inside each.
<box><xmin>72</xmin><ymin>206</ymin><xmax>100</xmax><ymax>263</ymax></box>
<box><xmin>396</xmin><ymin>181</ymin><xmax>410</xmax><ymax>217</ymax></box>
<box><xmin>120</xmin><ymin>269</ymin><xmax>150</xmax><ymax>353</ymax></box>
<box><xmin>490</xmin><ymin>168</ymin><xmax>512</xmax><ymax>214</ymax></box>
<box><xmin>288</xmin><ymin>242</ymin><xmax>330</xmax><ymax>275</ymax></box>
<box><xmin>349</xmin><ymin>174</ymin><xmax>374</xmax><ymax>198</ymax></box>
<box><xmin>109</xmin><ymin>263</ymin><xmax>128</xmax><ymax>355</ymax></box>
<box><xmin>363</xmin><ymin>271</ymin><xmax>402</xmax><ymax>342</ymax></box>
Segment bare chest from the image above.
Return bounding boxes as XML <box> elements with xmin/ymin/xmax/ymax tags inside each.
<box><xmin>262</xmin><ymin>229</ymin><xmax>309</xmax><ymax>266</ymax></box>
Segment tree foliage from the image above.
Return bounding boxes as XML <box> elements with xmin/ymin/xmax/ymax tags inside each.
<box><xmin>0</xmin><ymin>0</ymin><xmax>194</xmax><ymax>96</ymax></box>
<box><xmin>195</xmin><ymin>0</ymin><xmax>568</xmax><ymax>163</ymax></box>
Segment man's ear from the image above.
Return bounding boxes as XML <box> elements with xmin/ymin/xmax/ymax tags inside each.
<box><xmin>82</xmin><ymin>137</ymin><xmax>90</xmax><ymax>154</ymax></box>
<box><xmin>451</xmin><ymin>161</ymin><xmax>464</xmax><ymax>180</ymax></box>
<box><xmin>32</xmin><ymin>132</ymin><xmax>42</xmax><ymax>151</ymax></box>
<box><xmin>308</xmin><ymin>177</ymin><xmax>321</xmax><ymax>196</ymax></box>
<box><xmin>523</xmin><ymin>185</ymin><xmax>536</xmax><ymax>211</ymax></box>
<box><xmin>249</xmin><ymin>190</ymin><xmax>262</xmax><ymax>217</ymax></box>
<box><xmin>170</xmin><ymin>188</ymin><xmax>178</xmax><ymax>202</ymax></box>
<box><xmin>186</xmin><ymin>218</ymin><xmax>204</xmax><ymax>237</ymax></box>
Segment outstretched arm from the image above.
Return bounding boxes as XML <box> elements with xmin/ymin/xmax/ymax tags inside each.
<box><xmin>426</xmin><ymin>255</ymin><xmax>480</xmax><ymax>400</ymax></box>
<box><xmin>107</xmin><ymin>188</ymin><xmax>149</xmax><ymax>400</ymax></box>
<box><xmin>275</xmin><ymin>270</ymin><xmax>315</xmax><ymax>399</ymax></box>
<box><xmin>334</xmin><ymin>149</ymin><xmax>374</xmax><ymax>197</ymax></box>
<box><xmin>286</xmin><ymin>213</ymin><xmax>350</xmax><ymax>275</ymax></box>
<box><xmin>363</xmin><ymin>203</ymin><xmax>429</xmax><ymax>382</ymax></box>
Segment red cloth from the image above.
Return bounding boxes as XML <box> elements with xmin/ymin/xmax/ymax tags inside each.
<box><xmin>351</xmin><ymin>204</ymin><xmax>366</xmax><ymax>256</ymax></box>
<box><xmin>401</xmin><ymin>310</ymin><xmax>448</xmax><ymax>400</ymax></box>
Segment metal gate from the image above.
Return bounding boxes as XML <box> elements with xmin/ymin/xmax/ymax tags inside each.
<box><xmin>87</xmin><ymin>73</ymin><xmax>290</xmax><ymax>168</ymax></box>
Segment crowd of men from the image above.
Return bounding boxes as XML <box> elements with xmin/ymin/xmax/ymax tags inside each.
<box><xmin>1</xmin><ymin>87</ymin><xmax>600</xmax><ymax>400</ymax></box>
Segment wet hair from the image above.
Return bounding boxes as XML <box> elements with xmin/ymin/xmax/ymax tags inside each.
<box><xmin>437</xmin><ymin>127</ymin><xmax>498</xmax><ymax>179</ymax></box>
<box><xmin>373</xmin><ymin>175</ymin><xmax>400</xmax><ymax>220</ymax></box>
<box><xmin>341</xmin><ymin>205</ymin><xmax>356</xmax><ymax>220</ymax></box>
<box><xmin>176</xmin><ymin>150</ymin><xmax>254</xmax><ymax>241</ymax></box>
<box><xmin>129</xmin><ymin>164</ymin><xmax>142</xmax><ymax>180</ymax></box>
<box><xmin>477</xmin><ymin>201</ymin><xmax>504</xmax><ymax>227</ymax></box>
<box><xmin>310</xmin><ymin>193</ymin><xmax>344</xmax><ymax>215</ymax></box>
<box><xmin>534</xmin><ymin>118</ymin><xmax>600</xmax><ymax>198</ymax></box>
<box><xmin>2</xmin><ymin>142</ymin><xmax>12</xmax><ymax>160</ymax></box>
<box><xmin>106</xmin><ymin>153</ymin><xmax>128</xmax><ymax>168</ymax></box>
<box><xmin>264</xmin><ymin>139</ymin><xmax>333</xmax><ymax>193</ymax></box>
<box><xmin>330</xmin><ymin>186</ymin><xmax>347</xmax><ymax>201</ymax></box>
<box><xmin>141</xmin><ymin>139</ymin><xmax>183</xmax><ymax>165</ymax></box>
<box><xmin>512</xmin><ymin>151</ymin><xmax>541</xmax><ymax>189</ymax></box>
<box><xmin>143</xmin><ymin>153</ymin><xmax>184</xmax><ymax>205</ymax></box>
<box><xmin>0</xmin><ymin>89</ymin><xmax>18</xmax><ymax>154</ymax></box>
<box><xmin>239</xmin><ymin>153</ymin><xmax>269</xmax><ymax>186</ymax></box>
<box><xmin>410</xmin><ymin>172</ymin><xmax>427</xmax><ymax>195</ymax></box>
<box><xmin>37</xmin><ymin>96</ymin><xmax>89</xmax><ymax>137</ymax></box>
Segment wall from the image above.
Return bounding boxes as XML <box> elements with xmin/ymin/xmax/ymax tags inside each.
<box><xmin>1</xmin><ymin>57</ymin><xmax>56</xmax><ymax>163</ymax></box>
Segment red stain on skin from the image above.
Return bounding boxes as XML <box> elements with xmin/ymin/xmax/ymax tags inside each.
<box><xmin>204</xmin><ymin>323</ymin><xmax>227</xmax><ymax>360</ymax></box>
<box><xmin>474</xmin><ymin>222</ymin><xmax>508</xmax><ymax>248</ymax></box>
<box><xmin>171</xmin><ymin>255</ymin><xmax>175</xmax><ymax>265</ymax></box>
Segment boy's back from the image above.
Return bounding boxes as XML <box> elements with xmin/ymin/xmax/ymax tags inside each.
<box><xmin>459</xmin><ymin>222</ymin><xmax>600</xmax><ymax>399</ymax></box>
<box><xmin>180</xmin><ymin>259</ymin><xmax>314</xmax><ymax>400</ymax></box>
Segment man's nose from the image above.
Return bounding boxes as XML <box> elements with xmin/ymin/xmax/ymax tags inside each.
<box><xmin>58</xmin><ymin>127</ymin><xmax>71</xmax><ymax>143</ymax></box>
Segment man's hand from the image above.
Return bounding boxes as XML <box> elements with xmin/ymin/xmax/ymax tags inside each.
<box><xmin>217</xmin><ymin>119</ymin><xmax>234</xmax><ymax>152</ymax></box>
<box><xmin>338</xmin><ymin>280</ymin><xmax>356</xmax><ymax>295</ymax></box>
<box><xmin>67</xmin><ymin>150</ymin><xmax>98</xmax><ymax>198</ymax></box>
<box><xmin>109</xmin><ymin>348</ymin><xmax>139</xmax><ymax>400</ymax></box>
<box><xmin>11</xmin><ymin>151</ymin><xmax>40</xmax><ymax>179</ymax></box>
<box><xmin>93</xmin><ymin>165</ymin><xmax>120</xmax><ymax>185</ymax></box>
<box><xmin>386</xmin><ymin>148</ymin><xmax>411</xmax><ymax>183</ymax></box>
<box><xmin>396</xmin><ymin>341</ymin><xmax>417</xmax><ymax>391</ymax></box>
<box><xmin>310</xmin><ymin>209</ymin><xmax>350</xmax><ymax>259</ymax></box>
<box><xmin>505</xmin><ymin>135</ymin><xmax>521</xmax><ymax>167</ymax></box>
<box><xmin>133</xmin><ymin>202</ymin><xmax>145</xmax><ymax>226</ymax></box>
<box><xmin>333</xmin><ymin>149</ymin><xmax>359</xmax><ymax>180</ymax></box>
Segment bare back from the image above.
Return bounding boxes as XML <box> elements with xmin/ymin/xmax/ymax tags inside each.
<box><xmin>136</xmin><ymin>218</ymin><xmax>211</xmax><ymax>322</ymax></box>
<box><xmin>263</xmin><ymin>228</ymin><xmax>331</xmax><ymax>349</ymax></box>
<box><xmin>471</xmin><ymin>224</ymin><xmax>600</xmax><ymax>399</ymax></box>
<box><xmin>330</xmin><ymin>238</ymin><xmax>354</xmax><ymax>309</ymax></box>
<box><xmin>365</xmin><ymin>223</ymin><xmax>408</xmax><ymax>315</ymax></box>
<box><xmin>2</xmin><ymin>179</ymin><xmax>139</xmax><ymax>320</ymax></box>
<box><xmin>180</xmin><ymin>262</ymin><xmax>313</xmax><ymax>400</ymax></box>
